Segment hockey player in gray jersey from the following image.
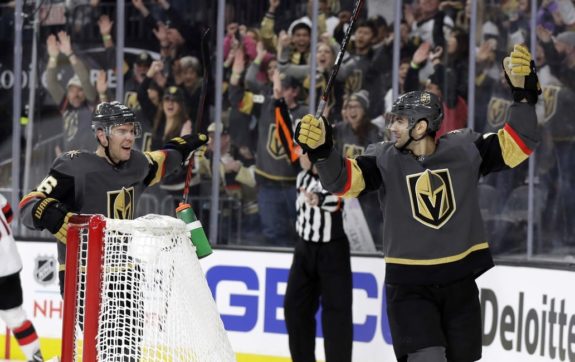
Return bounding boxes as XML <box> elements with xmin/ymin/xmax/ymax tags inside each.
<box><xmin>19</xmin><ymin>100</ymin><xmax>207</xmax><ymax>292</ymax></box>
<box><xmin>20</xmin><ymin>101</ymin><xmax>207</xmax><ymax>360</ymax></box>
<box><xmin>295</xmin><ymin>44</ymin><xmax>540</xmax><ymax>362</ymax></box>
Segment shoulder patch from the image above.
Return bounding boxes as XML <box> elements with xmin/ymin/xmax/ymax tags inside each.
<box><xmin>63</xmin><ymin>150</ymin><xmax>83</xmax><ymax>159</ymax></box>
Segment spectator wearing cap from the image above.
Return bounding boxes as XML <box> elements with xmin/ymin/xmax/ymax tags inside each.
<box><xmin>336</xmin><ymin>19</ymin><xmax>388</xmax><ymax>118</ymax></box>
<box><xmin>125</xmin><ymin>51</ymin><xmax>153</xmax><ymax>94</ymax></box>
<box><xmin>260</xmin><ymin>0</ymin><xmax>314</xmax><ymax>66</ymax></box>
<box><xmin>334</xmin><ymin>89</ymin><xmax>384</xmax><ymax>246</ymax></box>
<box><xmin>123</xmin><ymin>51</ymin><xmax>156</xmax><ymax>144</ymax></box>
<box><xmin>154</xmin><ymin>86</ymin><xmax>191</xmax><ymax>147</ymax></box>
<box><xmin>251</xmin><ymin>70</ymin><xmax>307</xmax><ymax>246</ymax></box>
<box><xmin>45</xmin><ymin>31</ymin><xmax>98</xmax><ymax>155</ymax></box>
<box><xmin>194</xmin><ymin>122</ymin><xmax>260</xmax><ymax>245</ymax></box>
<box><xmin>138</xmin><ymin>75</ymin><xmax>190</xmax><ymax>150</ymax></box>
<box><xmin>288</xmin><ymin>0</ymin><xmax>339</xmax><ymax>36</ymax></box>
<box><xmin>173</xmin><ymin>55</ymin><xmax>210</xmax><ymax>127</ymax></box>
<box><xmin>144</xmin><ymin>85</ymin><xmax>193</xmax><ymax>201</ymax></box>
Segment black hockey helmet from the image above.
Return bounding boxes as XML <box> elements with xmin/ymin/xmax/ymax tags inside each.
<box><xmin>92</xmin><ymin>101</ymin><xmax>141</xmax><ymax>138</ymax></box>
<box><xmin>389</xmin><ymin>91</ymin><xmax>443</xmax><ymax>134</ymax></box>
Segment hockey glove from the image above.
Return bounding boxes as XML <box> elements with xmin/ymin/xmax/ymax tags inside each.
<box><xmin>163</xmin><ymin>133</ymin><xmax>209</xmax><ymax>160</ymax></box>
<box><xmin>31</xmin><ymin>198</ymin><xmax>73</xmax><ymax>242</ymax></box>
<box><xmin>295</xmin><ymin>114</ymin><xmax>333</xmax><ymax>162</ymax></box>
<box><xmin>503</xmin><ymin>44</ymin><xmax>541</xmax><ymax>105</ymax></box>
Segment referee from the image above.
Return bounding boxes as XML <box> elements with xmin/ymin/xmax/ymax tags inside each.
<box><xmin>284</xmin><ymin>153</ymin><xmax>353</xmax><ymax>362</ymax></box>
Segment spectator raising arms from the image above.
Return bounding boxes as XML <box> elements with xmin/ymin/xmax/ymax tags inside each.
<box><xmin>45</xmin><ymin>31</ymin><xmax>98</xmax><ymax>155</ymax></box>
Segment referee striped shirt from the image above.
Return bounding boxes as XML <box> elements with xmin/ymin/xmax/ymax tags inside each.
<box><xmin>296</xmin><ymin>170</ymin><xmax>344</xmax><ymax>242</ymax></box>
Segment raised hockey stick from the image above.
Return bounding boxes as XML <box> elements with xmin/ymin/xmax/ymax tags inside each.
<box><xmin>177</xmin><ymin>27</ymin><xmax>212</xmax><ymax>259</ymax></box>
<box><xmin>314</xmin><ymin>0</ymin><xmax>365</xmax><ymax>119</ymax></box>
<box><xmin>182</xmin><ymin>27</ymin><xmax>210</xmax><ymax>206</ymax></box>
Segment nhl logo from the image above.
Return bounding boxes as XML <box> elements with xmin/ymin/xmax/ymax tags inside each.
<box><xmin>34</xmin><ymin>256</ymin><xmax>57</xmax><ymax>285</ymax></box>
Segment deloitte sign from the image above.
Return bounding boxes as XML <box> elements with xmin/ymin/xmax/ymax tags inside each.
<box><xmin>478</xmin><ymin>267</ymin><xmax>575</xmax><ymax>362</ymax></box>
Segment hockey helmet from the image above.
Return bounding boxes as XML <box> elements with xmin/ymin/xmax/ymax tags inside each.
<box><xmin>92</xmin><ymin>101</ymin><xmax>142</xmax><ymax>138</ymax></box>
<box><xmin>389</xmin><ymin>91</ymin><xmax>443</xmax><ymax>133</ymax></box>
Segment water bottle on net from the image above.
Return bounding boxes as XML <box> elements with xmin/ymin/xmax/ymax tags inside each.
<box><xmin>176</xmin><ymin>202</ymin><xmax>212</xmax><ymax>258</ymax></box>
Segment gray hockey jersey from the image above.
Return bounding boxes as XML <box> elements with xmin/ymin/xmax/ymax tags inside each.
<box><xmin>20</xmin><ymin>149</ymin><xmax>184</xmax><ymax>266</ymax></box>
<box><xmin>316</xmin><ymin>102</ymin><xmax>539</xmax><ymax>285</ymax></box>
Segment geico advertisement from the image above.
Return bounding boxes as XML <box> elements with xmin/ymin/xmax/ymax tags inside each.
<box><xmin>198</xmin><ymin>250</ymin><xmax>395</xmax><ymax>361</ymax></box>
<box><xmin>2</xmin><ymin>242</ymin><xmax>575</xmax><ymax>362</ymax></box>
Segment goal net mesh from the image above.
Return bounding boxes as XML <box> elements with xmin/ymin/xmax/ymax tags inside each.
<box><xmin>66</xmin><ymin>214</ymin><xmax>235</xmax><ymax>361</ymax></box>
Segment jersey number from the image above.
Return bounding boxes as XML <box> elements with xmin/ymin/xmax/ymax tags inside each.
<box><xmin>37</xmin><ymin>176</ymin><xmax>58</xmax><ymax>194</ymax></box>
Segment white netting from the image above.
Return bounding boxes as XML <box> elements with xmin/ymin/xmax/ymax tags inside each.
<box><xmin>71</xmin><ymin>214</ymin><xmax>235</xmax><ymax>362</ymax></box>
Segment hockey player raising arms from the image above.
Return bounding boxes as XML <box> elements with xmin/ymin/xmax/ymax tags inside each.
<box><xmin>19</xmin><ymin>101</ymin><xmax>207</xmax><ymax>295</ymax></box>
<box><xmin>295</xmin><ymin>44</ymin><xmax>540</xmax><ymax>362</ymax></box>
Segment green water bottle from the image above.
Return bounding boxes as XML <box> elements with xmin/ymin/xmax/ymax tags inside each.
<box><xmin>176</xmin><ymin>203</ymin><xmax>212</xmax><ymax>258</ymax></box>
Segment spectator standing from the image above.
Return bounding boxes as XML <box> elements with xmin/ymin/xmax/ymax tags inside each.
<box><xmin>45</xmin><ymin>31</ymin><xmax>98</xmax><ymax>155</ymax></box>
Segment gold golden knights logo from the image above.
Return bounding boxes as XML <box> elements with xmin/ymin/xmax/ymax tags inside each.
<box><xmin>266</xmin><ymin>124</ymin><xmax>288</xmax><ymax>161</ymax></box>
<box><xmin>406</xmin><ymin>169</ymin><xmax>456</xmax><ymax>229</ymax></box>
<box><xmin>107</xmin><ymin>186</ymin><xmax>135</xmax><ymax>219</ymax></box>
<box><xmin>487</xmin><ymin>97</ymin><xmax>512</xmax><ymax>129</ymax></box>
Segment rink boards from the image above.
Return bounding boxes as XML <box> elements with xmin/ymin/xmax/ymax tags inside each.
<box><xmin>2</xmin><ymin>241</ymin><xmax>575</xmax><ymax>362</ymax></box>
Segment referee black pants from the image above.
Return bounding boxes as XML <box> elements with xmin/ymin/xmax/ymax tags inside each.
<box><xmin>284</xmin><ymin>236</ymin><xmax>353</xmax><ymax>362</ymax></box>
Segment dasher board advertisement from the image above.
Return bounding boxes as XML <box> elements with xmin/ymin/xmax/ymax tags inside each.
<box><xmin>2</xmin><ymin>241</ymin><xmax>575</xmax><ymax>362</ymax></box>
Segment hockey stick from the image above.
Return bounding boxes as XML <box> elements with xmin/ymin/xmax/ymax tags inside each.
<box><xmin>315</xmin><ymin>0</ymin><xmax>365</xmax><ymax>119</ymax></box>
<box><xmin>182</xmin><ymin>27</ymin><xmax>210</xmax><ymax>205</ymax></box>
<box><xmin>194</xmin><ymin>27</ymin><xmax>211</xmax><ymax>135</ymax></box>
<box><xmin>177</xmin><ymin>27</ymin><xmax>213</xmax><ymax>259</ymax></box>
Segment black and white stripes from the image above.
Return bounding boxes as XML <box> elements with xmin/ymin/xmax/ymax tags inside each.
<box><xmin>296</xmin><ymin>171</ymin><xmax>342</xmax><ymax>242</ymax></box>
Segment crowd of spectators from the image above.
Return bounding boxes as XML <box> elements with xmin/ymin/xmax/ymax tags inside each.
<box><xmin>2</xmin><ymin>0</ymin><xmax>575</xmax><ymax>257</ymax></box>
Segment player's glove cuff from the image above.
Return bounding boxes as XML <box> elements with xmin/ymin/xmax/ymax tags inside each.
<box><xmin>32</xmin><ymin>198</ymin><xmax>70</xmax><ymax>235</ymax></box>
<box><xmin>163</xmin><ymin>133</ymin><xmax>209</xmax><ymax>160</ymax></box>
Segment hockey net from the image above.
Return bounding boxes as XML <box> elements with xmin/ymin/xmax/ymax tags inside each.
<box><xmin>62</xmin><ymin>214</ymin><xmax>235</xmax><ymax>362</ymax></box>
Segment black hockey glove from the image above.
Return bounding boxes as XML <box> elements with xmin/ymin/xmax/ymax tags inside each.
<box><xmin>163</xmin><ymin>133</ymin><xmax>209</xmax><ymax>160</ymax></box>
<box><xmin>31</xmin><ymin>198</ymin><xmax>71</xmax><ymax>235</ymax></box>
<box><xmin>503</xmin><ymin>44</ymin><xmax>541</xmax><ymax>105</ymax></box>
<box><xmin>295</xmin><ymin>115</ymin><xmax>333</xmax><ymax>163</ymax></box>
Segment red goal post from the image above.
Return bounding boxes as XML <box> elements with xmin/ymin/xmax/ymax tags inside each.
<box><xmin>61</xmin><ymin>214</ymin><xmax>235</xmax><ymax>361</ymax></box>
